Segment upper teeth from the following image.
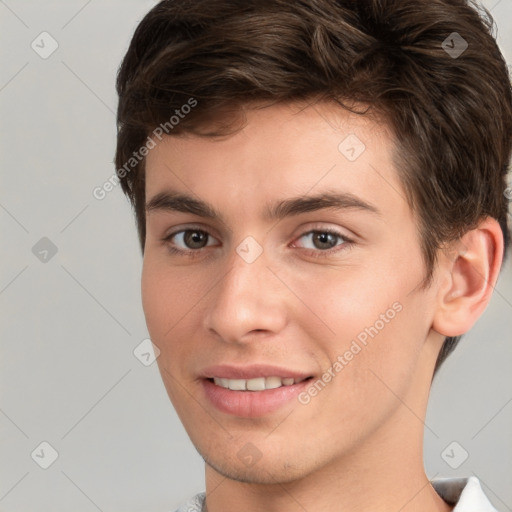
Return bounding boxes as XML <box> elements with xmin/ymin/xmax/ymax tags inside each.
<box><xmin>213</xmin><ymin>376</ymin><xmax>302</xmax><ymax>391</ymax></box>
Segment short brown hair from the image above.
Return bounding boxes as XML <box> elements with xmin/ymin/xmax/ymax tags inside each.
<box><xmin>115</xmin><ymin>0</ymin><xmax>512</xmax><ymax>373</ymax></box>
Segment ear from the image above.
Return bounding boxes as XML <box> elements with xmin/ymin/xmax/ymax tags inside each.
<box><xmin>432</xmin><ymin>217</ymin><xmax>504</xmax><ymax>337</ymax></box>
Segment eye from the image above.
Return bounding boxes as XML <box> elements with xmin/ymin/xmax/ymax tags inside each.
<box><xmin>164</xmin><ymin>229</ymin><xmax>218</xmax><ymax>251</ymax></box>
<box><xmin>292</xmin><ymin>229</ymin><xmax>351</xmax><ymax>254</ymax></box>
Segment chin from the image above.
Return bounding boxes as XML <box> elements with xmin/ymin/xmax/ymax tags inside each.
<box><xmin>206</xmin><ymin>459</ymin><xmax>308</xmax><ymax>485</ymax></box>
<box><xmin>199</xmin><ymin>444</ymin><xmax>316</xmax><ymax>485</ymax></box>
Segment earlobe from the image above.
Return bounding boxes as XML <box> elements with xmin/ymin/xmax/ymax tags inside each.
<box><xmin>432</xmin><ymin>217</ymin><xmax>504</xmax><ymax>338</ymax></box>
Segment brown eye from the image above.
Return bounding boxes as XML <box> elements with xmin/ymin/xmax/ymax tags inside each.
<box><xmin>296</xmin><ymin>230</ymin><xmax>345</xmax><ymax>251</ymax></box>
<box><xmin>183</xmin><ymin>230</ymin><xmax>209</xmax><ymax>249</ymax></box>
<box><xmin>311</xmin><ymin>231</ymin><xmax>339</xmax><ymax>250</ymax></box>
<box><xmin>165</xmin><ymin>229</ymin><xmax>217</xmax><ymax>251</ymax></box>
<box><xmin>291</xmin><ymin>228</ymin><xmax>355</xmax><ymax>259</ymax></box>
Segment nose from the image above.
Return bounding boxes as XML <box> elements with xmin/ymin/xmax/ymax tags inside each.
<box><xmin>202</xmin><ymin>244</ymin><xmax>288</xmax><ymax>344</ymax></box>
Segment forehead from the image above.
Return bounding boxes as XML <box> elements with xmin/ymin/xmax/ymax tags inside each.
<box><xmin>144</xmin><ymin>101</ymin><xmax>409</xmax><ymax>223</ymax></box>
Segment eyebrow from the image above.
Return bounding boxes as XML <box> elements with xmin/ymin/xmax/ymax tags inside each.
<box><xmin>145</xmin><ymin>189</ymin><xmax>380</xmax><ymax>221</ymax></box>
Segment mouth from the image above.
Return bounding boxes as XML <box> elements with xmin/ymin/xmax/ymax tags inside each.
<box><xmin>207</xmin><ymin>375</ymin><xmax>312</xmax><ymax>391</ymax></box>
<box><xmin>200</xmin><ymin>365</ymin><xmax>315</xmax><ymax>417</ymax></box>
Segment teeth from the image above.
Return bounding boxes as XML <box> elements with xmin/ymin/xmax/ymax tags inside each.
<box><xmin>247</xmin><ymin>377</ymin><xmax>266</xmax><ymax>391</ymax></box>
<box><xmin>212</xmin><ymin>376</ymin><xmax>304</xmax><ymax>391</ymax></box>
<box><xmin>265</xmin><ymin>376</ymin><xmax>282</xmax><ymax>389</ymax></box>
<box><xmin>228</xmin><ymin>379</ymin><xmax>246</xmax><ymax>391</ymax></box>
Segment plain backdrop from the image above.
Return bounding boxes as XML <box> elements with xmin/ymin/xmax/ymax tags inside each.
<box><xmin>0</xmin><ymin>1</ymin><xmax>511</xmax><ymax>511</ymax></box>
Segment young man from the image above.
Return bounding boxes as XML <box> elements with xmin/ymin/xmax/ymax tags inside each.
<box><xmin>115</xmin><ymin>0</ymin><xmax>512</xmax><ymax>510</ymax></box>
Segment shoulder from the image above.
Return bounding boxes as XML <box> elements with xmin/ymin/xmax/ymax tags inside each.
<box><xmin>173</xmin><ymin>491</ymin><xmax>206</xmax><ymax>512</ymax></box>
<box><xmin>431</xmin><ymin>476</ymin><xmax>498</xmax><ymax>511</ymax></box>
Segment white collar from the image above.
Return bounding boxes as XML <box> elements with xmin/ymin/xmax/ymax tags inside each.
<box><xmin>431</xmin><ymin>476</ymin><xmax>498</xmax><ymax>511</ymax></box>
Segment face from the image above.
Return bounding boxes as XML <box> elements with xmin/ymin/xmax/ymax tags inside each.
<box><xmin>142</xmin><ymin>102</ymin><xmax>442</xmax><ymax>484</ymax></box>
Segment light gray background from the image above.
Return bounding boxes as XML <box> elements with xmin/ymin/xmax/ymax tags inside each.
<box><xmin>0</xmin><ymin>1</ymin><xmax>511</xmax><ymax>511</ymax></box>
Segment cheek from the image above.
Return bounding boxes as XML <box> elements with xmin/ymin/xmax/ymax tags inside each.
<box><xmin>336</xmin><ymin>288</ymin><xmax>433</xmax><ymax>413</ymax></box>
<box><xmin>141</xmin><ymin>256</ymin><xmax>188</xmax><ymax>345</ymax></box>
<box><xmin>288</xmin><ymin>248</ymin><xmax>429</xmax><ymax>379</ymax></box>
<box><xmin>141</xmin><ymin>258</ymin><xmax>201</xmax><ymax>409</ymax></box>
<box><xmin>141</xmin><ymin>258</ymin><xmax>167</xmax><ymax>338</ymax></box>
<box><xmin>287</xmin><ymin>264</ymin><xmax>408</xmax><ymax>345</ymax></box>
<box><xmin>141</xmin><ymin>255</ymin><xmax>212</xmax><ymax>366</ymax></box>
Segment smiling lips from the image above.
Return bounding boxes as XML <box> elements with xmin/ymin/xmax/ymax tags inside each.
<box><xmin>212</xmin><ymin>376</ymin><xmax>309</xmax><ymax>391</ymax></box>
<box><xmin>200</xmin><ymin>364</ymin><xmax>314</xmax><ymax>417</ymax></box>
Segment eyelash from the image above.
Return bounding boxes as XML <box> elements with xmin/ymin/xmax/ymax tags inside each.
<box><xmin>162</xmin><ymin>227</ymin><xmax>354</xmax><ymax>260</ymax></box>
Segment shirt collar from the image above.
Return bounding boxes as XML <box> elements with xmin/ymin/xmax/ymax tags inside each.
<box><xmin>431</xmin><ymin>476</ymin><xmax>498</xmax><ymax>511</ymax></box>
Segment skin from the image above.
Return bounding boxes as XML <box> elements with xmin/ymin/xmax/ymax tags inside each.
<box><xmin>141</xmin><ymin>101</ymin><xmax>503</xmax><ymax>512</ymax></box>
